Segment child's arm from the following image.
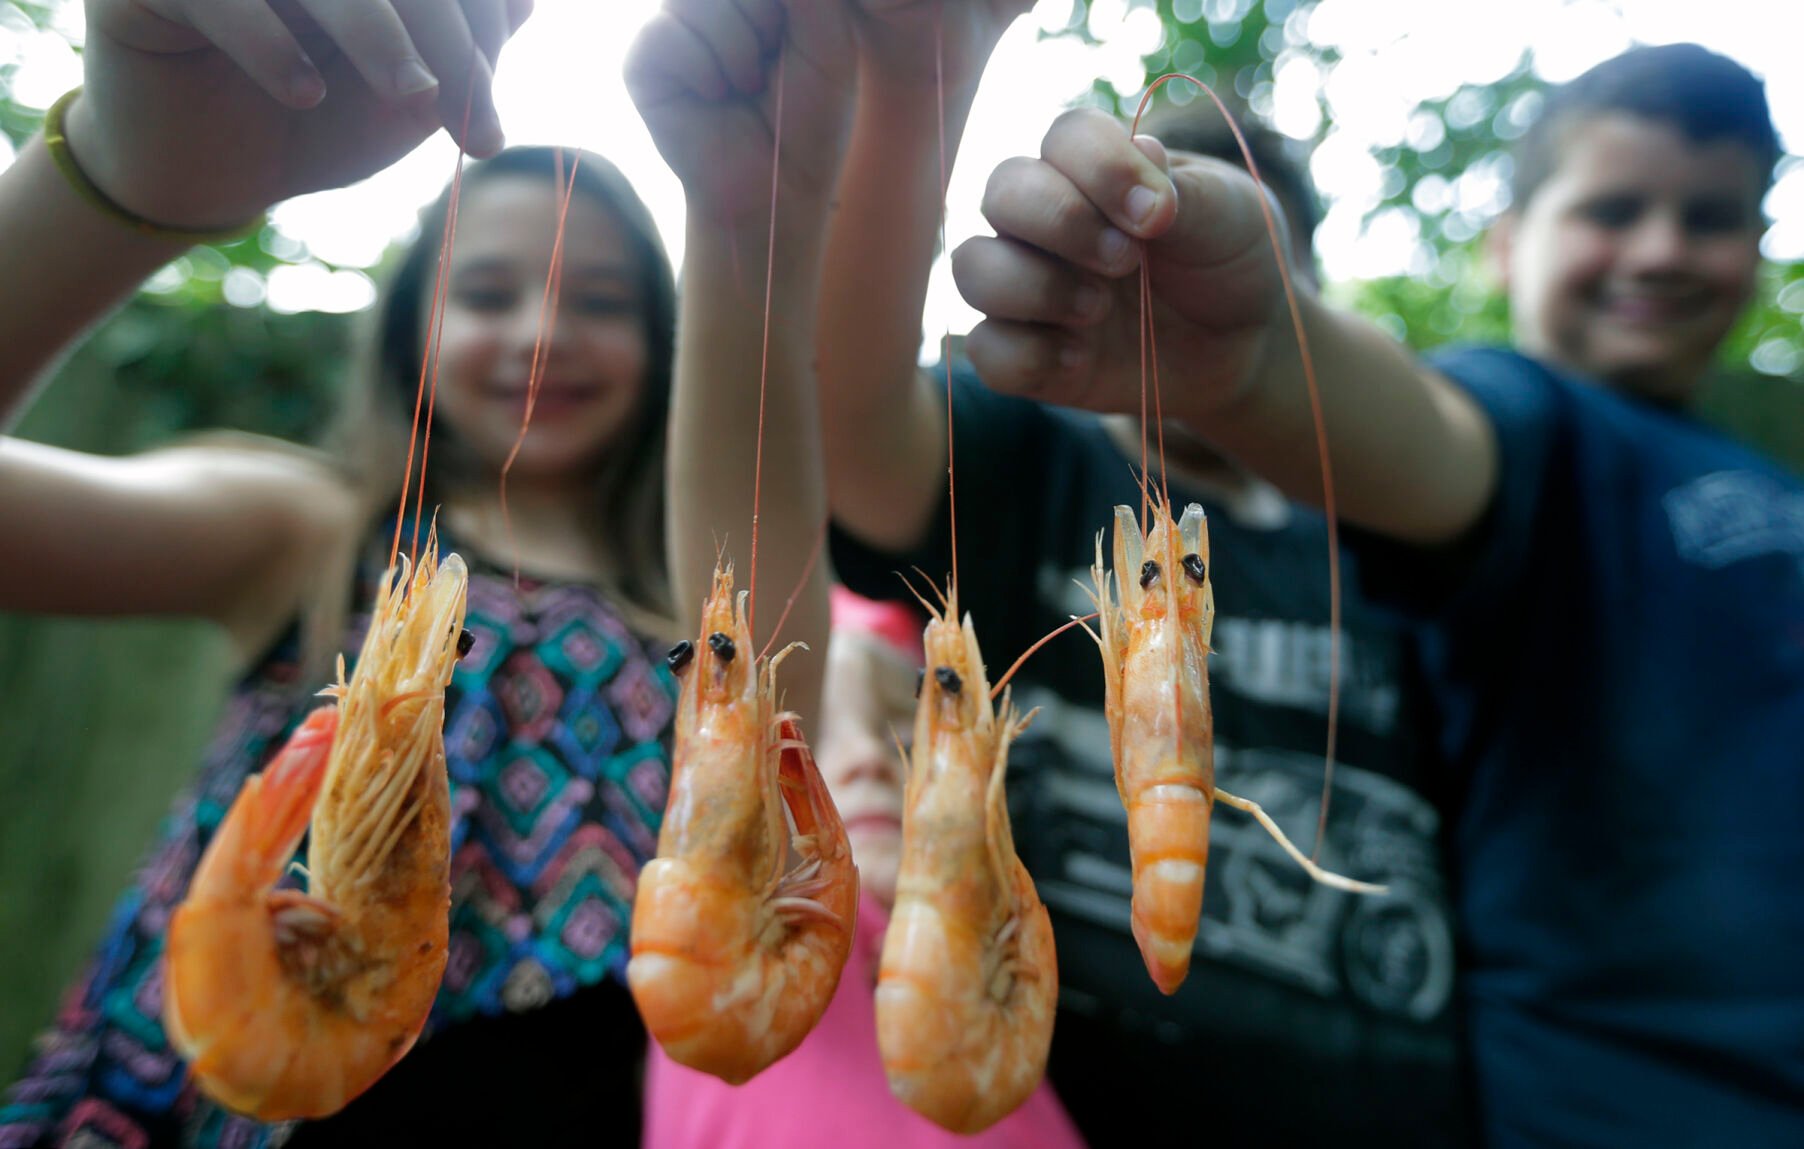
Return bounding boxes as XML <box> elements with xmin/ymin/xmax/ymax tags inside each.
<box><xmin>0</xmin><ymin>0</ymin><xmax>521</xmax><ymax>638</ymax></box>
<box><xmin>628</xmin><ymin>0</ymin><xmax>856</xmax><ymax>719</ymax></box>
<box><xmin>954</xmin><ymin>108</ymin><xmax>1500</xmax><ymax>547</ymax></box>
<box><xmin>816</xmin><ymin>1</ymin><xmax>1032</xmax><ymax>553</ymax></box>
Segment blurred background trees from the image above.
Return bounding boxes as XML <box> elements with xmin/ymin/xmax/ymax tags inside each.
<box><xmin>1</xmin><ymin>0</ymin><xmax>1798</xmax><ymax>1074</ymax></box>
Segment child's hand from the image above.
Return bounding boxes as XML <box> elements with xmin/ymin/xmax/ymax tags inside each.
<box><xmin>70</xmin><ymin>0</ymin><xmax>527</xmax><ymax>232</ymax></box>
<box><xmin>626</xmin><ymin>0</ymin><xmax>855</xmax><ymax>229</ymax></box>
<box><xmin>952</xmin><ymin>107</ymin><xmax>1294</xmax><ymax>421</ymax></box>
<box><xmin>851</xmin><ymin>0</ymin><xmax>1033</xmax><ymax>92</ymax></box>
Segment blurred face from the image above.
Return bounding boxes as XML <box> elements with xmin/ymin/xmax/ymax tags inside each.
<box><xmin>1492</xmin><ymin>114</ymin><xmax>1765</xmax><ymax>404</ymax></box>
<box><xmin>815</xmin><ymin>630</ymin><xmax>919</xmax><ymax>908</ymax></box>
<box><xmin>430</xmin><ymin>174</ymin><xmax>650</xmax><ymax>483</ymax></box>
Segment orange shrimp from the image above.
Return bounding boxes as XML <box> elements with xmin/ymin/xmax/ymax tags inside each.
<box><xmin>875</xmin><ymin>582</ymin><xmax>1057</xmax><ymax>1134</ymax></box>
<box><xmin>627</xmin><ymin>560</ymin><xmax>858</xmax><ymax>1085</ymax></box>
<box><xmin>1090</xmin><ymin>497</ymin><xmax>1385</xmax><ymax>996</ymax></box>
<box><xmin>164</xmin><ymin>534</ymin><xmax>468</xmax><ymax>1119</ymax></box>
<box><xmin>1088</xmin><ymin>496</ymin><xmax>1216</xmax><ymax>995</ymax></box>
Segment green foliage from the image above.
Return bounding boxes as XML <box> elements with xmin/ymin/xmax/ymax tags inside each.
<box><xmin>0</xmin><ymin>1</ymin><xmax>61</xmax><ymax>146</ymax></box>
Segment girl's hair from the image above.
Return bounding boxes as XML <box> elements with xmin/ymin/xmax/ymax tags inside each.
<box><xmin>1509</xmin><ymin>43</ymin><xmax>1781</xmax><ymax>211</ymax></box>
<box><xmin>336</xmin><ymin>145</ymin><xmax>678</xmax><ymax>632</ymax></box>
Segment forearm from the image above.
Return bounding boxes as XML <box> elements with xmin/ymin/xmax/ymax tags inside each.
<box><xmin>817</xmin><ymin>68</ymin><xmax>981</xmax><ymax>550</ymax></box>
<box><xmin>668</xmin><ymin>217</ymin><xmax>832</xmax><ymax>713</ymax></box>
<box><xmin>1196</xmin><ymin>296</ymin><xmax>1499</xmax><ymax>545</ymax></box>
<box><xmin>0</xmin><ymin>133</ymin><xmax>189</xmax><ymax>428</ymax></box>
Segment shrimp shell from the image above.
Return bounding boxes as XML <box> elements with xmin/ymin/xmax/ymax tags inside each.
<box><xmin>628</xmin><ymin>559</ymin><xmax>858</xmax><ymax>1085</ymax></box>
<box><xmin>875</xmin><ymin>582</ymin><xmax>1058</xmax><ymax>1134</ymax></box>
<box><xmin>164</xmin><ymin>533</ymin><xmax>467</xmax><ymax>1118</ymax></box>
<box><xmin>1089</xmin><ymin>498</ymin><xmax>1215</xmax><ymax>995</ymax></box>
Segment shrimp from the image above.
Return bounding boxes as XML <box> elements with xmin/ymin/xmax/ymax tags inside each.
<box><xmin>164</xmin><ymin>534</ymin><xmax>468</xmax><ymax>1119</ymax></box>
<box><xmin>627</xmin><ymin>559</ymin><xmax>858</xmax><ymax>1085</ymax></box>
<box><xmin>875</xmin><ymin>582</ymin><xmax>1057</xmax><ymax>1135</ymax></box>
<box><xmin>1088</xmin><ymin>497</ymin><xmax>1216</xmax><ymax>994</ymax></box>
<box><xmin>1090</xmin><ymin>496</ymin><xmax>1384</xmax><ymax>996</ymax></box>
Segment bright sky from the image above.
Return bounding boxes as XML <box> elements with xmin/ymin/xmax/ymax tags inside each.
<box><xmin>2</xmin><ymin>0</ymin><xmax>1800</xmax><ymax>336</ymax></box>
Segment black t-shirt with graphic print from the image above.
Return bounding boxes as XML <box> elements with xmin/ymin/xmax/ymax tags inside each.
<box><xmin>831</xmin><ymin>371</ymin><xmax>1469</xmax><ymax>1147</ymax></box>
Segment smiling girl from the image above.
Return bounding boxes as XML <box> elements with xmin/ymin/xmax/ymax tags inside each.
<box><xmin>0</xmin><ymin>5</ymin><xmax>692</xmax><ymax>1145</ymax></box>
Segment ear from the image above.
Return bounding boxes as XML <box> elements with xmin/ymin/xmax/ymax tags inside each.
<box><xmin>1485</xmin><ymin>213</ymin><xmax>1517</xmax><ymax>293</ymax></box>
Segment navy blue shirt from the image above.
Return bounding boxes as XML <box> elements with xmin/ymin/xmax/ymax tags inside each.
<box><xmin>1352</xmin><ymin>348</ymin><xmax>1804</xmax><ymax>1147</ymax></box>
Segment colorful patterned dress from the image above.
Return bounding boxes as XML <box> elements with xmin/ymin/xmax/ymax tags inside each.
<box><xmin>0</xmin><ymin>533</ymin><xmax>677</xmax><ymax>1148</ymax></box>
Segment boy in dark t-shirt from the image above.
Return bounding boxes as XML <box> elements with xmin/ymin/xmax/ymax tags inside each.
<box><xmin>953</xmin><ymin>41</ymin><xmax>1801</xmax><ymax>1149</ymax></box>
<box><xmin>819</xmin><ymin>17</ymin><xmax>1467</xmax><ymax>1143</ymax></box>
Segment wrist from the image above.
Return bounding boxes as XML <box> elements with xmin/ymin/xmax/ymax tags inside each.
<box><xmin>51</xmin><ymin>88</ymin><xmax>266</xmax><ymax>243</ymax></box>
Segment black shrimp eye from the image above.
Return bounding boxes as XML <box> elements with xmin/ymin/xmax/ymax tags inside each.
<box><xmin>456</xmin><ymin>629</ymin><xmax>475</xmax><ymax>659</ymax></box>
<box><xmin>666</xmin><ymin>640</ymin><xmax>695</xmax><ymax>674</ymax></box>
<box><xmin>707</xmin><ymin>632</ymin><xmax>736</xmax><ymax>662</ymax></box>
<box><xmin>1139</xmin><ymin>559</ymin><xmax>1160</xmax><ymax>589</ymax></box>
<box><xmin>914</xmin><ymin>667</ymin><xmax>926</xmax><ymax>699</ymax></box>
<box><xmin>1182</xmin><ymin>554</ymin><xmax>1208</xmax><ymax>585</ymax></box>
<box><xmin>934</xmin><ymin>666</ymin><xmax>963</xmax><ymax>695</ymax></box>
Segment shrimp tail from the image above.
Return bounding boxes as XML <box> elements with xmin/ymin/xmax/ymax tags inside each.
<box><xmin>176</xmin><ymin>706</ymin><xmax>336</xmax><ymax>910</ymax></box>
<box><xmin>165</xmin><ymin>707</ymin><xmax>338</xmax><ymax>1089</ymax></box>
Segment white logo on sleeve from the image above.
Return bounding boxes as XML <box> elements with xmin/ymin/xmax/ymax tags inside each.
<box><xmin>1664</xmin><ymin>471</ymin><xmax>1804</xmax><ymax>569</ymax></box>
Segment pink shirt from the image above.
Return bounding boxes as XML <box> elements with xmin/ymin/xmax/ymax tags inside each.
<box><xmin>643</xmin><ymin>896</ymin><xmax>1084</xmax><ymax>1149</ymax></box>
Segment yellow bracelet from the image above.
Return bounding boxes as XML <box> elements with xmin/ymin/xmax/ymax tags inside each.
<box><xmin>43</xmin><ymin>87</ymin><xmax>268</xmax><ymax>246</ymax></box>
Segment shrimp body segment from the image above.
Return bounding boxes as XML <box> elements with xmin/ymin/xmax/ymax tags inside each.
<box><xmin>628</xmin><ymin>561</ymin><xmax>858</xmax><ymax>1085</ymax></box>
<box><xmin>1090</xmin><ymin>499</ymin><xmax>1215</xmax><ymax>996</ymax></box>
<box><xmin>165</xmin><ymin>536</ymin><xmax>469</xmax><ymax>1119</ymax></box>
<box><xmin>876</xmin><ymin>585</ymin><xmax>1058</xmax><ymax>1134</ymax></box>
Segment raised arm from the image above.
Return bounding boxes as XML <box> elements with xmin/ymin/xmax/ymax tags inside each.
<box><xmin>816</xmin><ymin>1</ymin><xmax>1031</xmax><ymax>552</ymax></box>
<box><xmin>953</xmin><ymin>108</ymin><xmax>1498</xmax><ymax>546</ymax></box>
<box><xmin>628</xmin><ymin>0</ymin><xmax>856</xmax><ymax>720</ymax></box>
<box><xmin>0</xmin><ymin>0</ymin><xmax>526</xmax><ymax>645</ymax></box>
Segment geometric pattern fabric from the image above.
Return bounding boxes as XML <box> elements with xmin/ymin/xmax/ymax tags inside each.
<box><xmin>0</xmin><ymin>533</ymin><xmax>676</xmax><ymax>1147</ymax></box>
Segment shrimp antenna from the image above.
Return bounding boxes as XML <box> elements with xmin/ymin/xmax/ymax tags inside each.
<box><xmin>747</xmin><ymin>52</ymin><xmax>789</xmax><ymax>641</ymax></box>
<box><xmin>500</xmin><ymin>148</ymin><xmax>582</xmax><ymax>586</ymax></box>
<box><xmin>989</xmin><ymin>613</ymin><xmax>1097</xmax><ymax>701</ymax></box>
<box><xmin>895</xmin><ymin>566</ymin><xmax>951</xmax><ymax>616</ymax></box>
<box><xmin>758</xmin><ymin>517</ymin><xmax>830</xmax><ymax>663</ymax></box>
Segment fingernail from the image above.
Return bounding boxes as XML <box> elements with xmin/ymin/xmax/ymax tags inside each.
<box><xmin>395</xmin><ymin>58</ymin><xmax>439</xmax><ymax>97</ymax></box>
<box><xmin>1126</xmin><ymin>185</ymin><xmax>1160</xmax><ymax>230</ymax></box>
<box><xmin>291</xmin><ymin>64</ymin><xmax>326</xmax><ymax>108</ymax></box>
<box><xmin>1099</xmin><ymin>227</ymin><xmax>1131</xmax><ymax>267</ymax></box>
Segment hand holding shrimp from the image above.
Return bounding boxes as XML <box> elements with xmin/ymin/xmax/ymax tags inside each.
<box><xmin>76</xmin><ymin>0</ymin><xmax>524</xmax><ymax>232</ymax></box>
<box><xmin>164</xmin><ymin>532</ymin><xmax>468</xmax><ymax>1119</ymax></box>
<box><xmin>2</xmin><ymin>0</ymin><xmax>529</xmax><ymax>426</ymax></box>
<box><xmin>952</xmin><ymin>106</ymin><xmax>1493</xmax><ymax>545</ymax></box>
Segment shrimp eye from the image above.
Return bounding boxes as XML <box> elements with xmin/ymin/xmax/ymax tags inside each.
<box><xmin>707</xmin><ymin>632</ymin><xmax>737</xmax><ymax>662</ymax></box>
<box><xmin>915</xmin><ymin>667</ymin><xmax>926</xmax><ymax>698</ymax></box>
<box><xmin>1139</xmin><ymin>560</ymin><xmax>1160</xmax><ymax>589</ymax></box>
<box><xmin>666</xmin><ymin>640</ymin><xmax>695</xmax><ymax>674</ymax></box>
<box><xmin>456</xmin><ymin>629</ymin><xmax>476</xmax><ymax>659</ymax></box>
<box><xmin>1182</xmin><ymin>554</ymin><xmax>1207</xmax><ymax>584</ymax></box>
<box><xmin>934</xmin><ymin>666</ymin><xmax>963</xmax><ymax>695</ymax></box>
